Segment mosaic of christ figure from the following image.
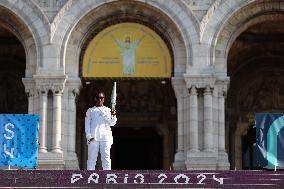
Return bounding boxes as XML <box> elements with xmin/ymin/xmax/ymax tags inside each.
<box><xmin>112</xmin><ymin>35</ymin><xmax>145</xmax><ymax>75</ymax></box>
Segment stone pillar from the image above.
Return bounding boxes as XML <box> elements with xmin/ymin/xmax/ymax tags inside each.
<box><xmin>189</xmin><ymin>85</ymin><xmax>199</xmax><ymax>152</ymax></box>
<box><xmin>39</xmin><ymin>89</ymin><xmax>48</xmax><ymax>153</ymax></box>
<box><xmin>172</xmin><ymin>77</ymin><xmax>186</xmax><ymax>169</ymax></box>
<box><xmin>68</xmin><ymin>89</ymin><xmax>78</xmax><ymax>155</ymax></box>
<box><xmin>65</xmin><ymin>86</ymin><xmax>80</xmax><ymax>169</ymax></box>
<box><xmin>184</xmin><ymin>75</ymin><xmax>217</xmax><ymax>169</ymax></box>
<box><xmin>216</xmin><ymin>79</ymin><xmax>230</xmax><ymax>170</ymax></box>
<box><xmin>183</xmin><ymin>89</ymin><xmax>190</xmax><ymax>154</ymax></box>
<box><xmin>204</xmin><ymin>86</ymin><xmax>213</xmax><ymax>152</ymax></box>
<box><xmin>22</xmin><ymin>78</ymin><xmax>36</xmax><ymax>114</ymax></box>
<box><xmin>212</xmin><ymin>87</ymin><xmax>219</xmax><ymax>151</ymax></box>
<box><xmin>34</xmin><ymin>75</ymin><xmax>67</xmax><ymax>169</ymax></box>
<box><xmin>176</xmin><ymin>94</ymin><xmax>185</xmax><ymax>154</ymax></box>
<box><xmin>51</xmin><ymin>87</ymin><xmax>63</xmax><ymax>153</ymax></box>
<box><xmin>26</xmin><ymin>89</ymin><xmax>35</xmax><ymax>114</ymax></box>
<box><xmin>218</xmin><ymin>90</ymin><xmax>226</xmax><ymax>153</ymax></box>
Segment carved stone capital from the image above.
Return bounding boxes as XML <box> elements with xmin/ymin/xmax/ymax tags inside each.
<box><xmin>25</xmin><ymin>88</ymin><xmax>36</xmax><ymax>97</ymax></box>
<box><xmin>22</xmin><ymin>78</ymin><xmax>36</xmax><ymax>97</ymax></box>
<box><xmin>37</xmin><ymin>86</ymin><xmax>49</xmax><ymax>94</ymax></box>
<box><xmin>184</xmin><ymin>74</ymin><xmax>216</xmax><ymax>89</ymax></box>
<box><xmin>72</xmin><ymin>88</ymin><xmax>79</xmax><ymax>96</ymax></box>
<box><xmin>51</xmin><ymin>85</ymin><xmax>65</xmax><ymax>94</ymax></box>
<box><xmin>216</xmin><ymin>77</ymin><xmax>230</xmax><ymax>97</ymax></box>
<box><xmin>34</xmin><ymin>75</ymin><xmax>67</xmax><ymax>94</ymax></box>
<box><xmin>204</xmin><ymin>85</ymin><xmax>212</xmax><ymax>95</ymax></box>
<box><xmin>189</xmin><ymin>85</ymin><xmax>197</xmax><ymax>95</ymax></box>
<box><xmin>171</xmin><ymin>77</ymin><xmax>187</xmax><ymax>98</ymax></box>
<box><xmin>66</xmin><ymin>77</ymin><xmax>81</xmax><ymax>97</ymax></box>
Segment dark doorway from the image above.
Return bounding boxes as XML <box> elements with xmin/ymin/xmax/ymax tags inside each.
<box><xmin>76</xmin><ymin>79</ymin><xmax>177</xmax><ymax>170</ymax></box>
<box><xmin>242</xmin><ymin>125</ymin><xmax>256</xmax><ymax>169</ymax></box>
<box><xmin>112</xmin><ymin>127</ymin><xmax>163</xmax><ymax>170</ymax></box>
<box><xmin>0</xmin><ymin>25</ymin><xmax>27</xmax><ymax>114</ymax></box>
<box><xmin>227</xmin><ymin>18</ymin><xmax>284</xmax><ymax>169</ymax></box>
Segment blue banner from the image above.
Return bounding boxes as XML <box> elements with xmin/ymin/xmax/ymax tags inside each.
<box><xmin>256</xmin><ymin>113</ymin><xmax>284</xmax><ymax>168</ymax></box>
<box><xmin>0</xmin><ymin>114</ymin><xmax>39</xmax><ymax>168</ymax></box>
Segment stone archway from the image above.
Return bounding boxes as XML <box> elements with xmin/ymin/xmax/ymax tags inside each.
<box><xmin>63</xmin><ymin>0</ymin><xmax>189</xmax><ymax>170</ymax></box>
<box><xmin>75</xmin><ymin>17</ymin><xmax>178</xmax><ymax>170</ymax></box>
<box><xmin>0</xmin><ymin>8</ymin><xmax>29</xmax><ymax>114</ymax></box>
<box><xmin>213</xmin><ymin>0</ymin><xmax>284</xmax><ymax>73</ymax></box>
<box><xmin>0</xmin><ymin>4</ymin><xmax>39</xmax><ymax>115</ymax></box>
<box><xmin>210</xmin><ymin>0</ymin><xmax>284</xmax><ymax>170</ymax></box>
<box><xmin>226</xmin><ymin>14</ymin><xmax>284</xmax><ymax>169</ymax></box>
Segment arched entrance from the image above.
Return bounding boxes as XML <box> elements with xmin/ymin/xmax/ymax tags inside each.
<box><xmin>63</xmin><ymin>0</ymin><xmax>188</xmax><ymax>170</ymax></box>
<box><xmin>75</xmin><ymin>20</ymin><xmax>177</xmax><ymax>170</ymax></box>
<box><xmin>0</xmin><ymin>9</ymin><xmax>27</xmax><ymax>114</ymax></box>
<box><xmin>77</xmin><ymin>80</ymin><xmax>176</xmax><ymax>170</ymax></box>
<box><xmin>227</xmin><ymin>15</ymin><xmax>284</xmax><ymax>169</ymax></box>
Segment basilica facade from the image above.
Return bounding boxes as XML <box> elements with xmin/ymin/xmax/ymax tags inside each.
<box><xmin>0</xmin><ymin>0</ymin><xmax>283</xmax><ymax>170</ymax></box>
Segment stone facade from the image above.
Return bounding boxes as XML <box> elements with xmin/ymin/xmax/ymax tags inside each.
<box><xmin>0</xmin><ymin>0</ymin><xmax>283</xmax><ymax>170</ymax></box>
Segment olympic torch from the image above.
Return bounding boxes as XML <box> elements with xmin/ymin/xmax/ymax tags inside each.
<box><xmin>110</xmin><ymin>81</ymin><xmax>117</xmax><ymax>112</ymax></box>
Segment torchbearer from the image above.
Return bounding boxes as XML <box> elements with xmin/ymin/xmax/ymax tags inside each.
<box><xmin>85</xmin><ymin>88</ymin><xmax>117</xmax><ymax>170</ymax></box>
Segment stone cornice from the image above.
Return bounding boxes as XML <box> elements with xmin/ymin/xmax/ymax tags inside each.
<box><xmin>184</xmin><ymin>74</ymin><xmax>216</xmax><ymax>89</ymax></box>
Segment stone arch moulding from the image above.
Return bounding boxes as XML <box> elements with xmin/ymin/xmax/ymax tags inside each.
<box><xmin>211</xmin><ymin>0</ymin><xmax>284</xmax><ymax>74</ymax></box>
<box><xmin>0</xmin><ymin>1</ymin><xmax>43</xmax><ymax>76</ymax></box>
<box><xmin>59</xmin><ymin>0</ymin><xmax>195</xmax><ymax>79</ymax></box>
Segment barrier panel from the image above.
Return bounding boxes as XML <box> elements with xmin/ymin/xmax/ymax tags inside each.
<box><xmin>0</xmin><ymin>170</ymin><xmax>283</xmax><ymax>188</ymax></box>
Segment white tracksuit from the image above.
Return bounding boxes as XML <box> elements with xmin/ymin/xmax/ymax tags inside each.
<box><xmin>85</xmin><ymin>106</ymin><xmax>117</xmax><ymax>170</ymax></box>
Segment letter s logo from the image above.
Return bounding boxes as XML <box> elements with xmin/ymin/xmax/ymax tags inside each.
<box><xmin>4</xmin><ymin>123</ymin><xmax>15</xmax><ymax>140</ymax></box>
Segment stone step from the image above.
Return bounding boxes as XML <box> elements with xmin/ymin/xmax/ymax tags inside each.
<box><xmin>0</xmin><ymin>170</ymin><xmax>283</xmax><ymax>188</ymax></box>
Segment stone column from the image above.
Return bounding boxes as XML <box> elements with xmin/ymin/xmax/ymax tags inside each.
<box><xmin>39</xmin><ymin>88</ymin><xmax>48</xmax><ymax>153</ymax></box>
<box><xmin>65</xmin><ymin>78</ymin><xmax>81</xmax><ymax>169</ymax></box>
<box><xmin>172</xmin><ymin>77</ymin><xmax>186</xmax><ymax>169</ymax></box>
<box><xmin>176</xmin><ymin>94</ymin><xmax>185</xmax><ymax>154</ymax></box>
<box><xmin>68</xmin><ymin>88</ymin><xmax>78</xmax><ymax>155</ymax></box>
<box><xmin>204</xmin><ymin>86</ymin><xmax>213</xmax><ymax>152</ymax></box>
<box><xmin>189</xmin><ymin>85</ymin><xmax>199</xmax><ymax>152</ymax></box>
<box><xmin>218</xmin><ymin>89</ymin><xmax>226</xmax><ymax>153</ymax></box>
<box><xmin>22</xmin><ymin>78</ymin><xmax>36</xmax><ymax>114</ymax></box>
<box><xmin>33</xmin><ymin>75</ymin><xmax>67</xmax><ymax>169</ymax></box>
<box><xmin>183</xmin><ymin>89</ymin><xmax>190</xmax><ymax>153</ymax></box>
<box><xmin>216</xmin><ymin>79</ymin><xmax>230</xmax><ymax>169</ymax></box>
<box><xmin>212</xmin><ymin>87</ymin><xmax>219</xmax><ymax>151</ymax></box>
<box><xmin>25</xmin><ymin>88</ymin><xmax>35</xmax><ymax>114</ymax></box>
<box><xmin>51</xmin><ymin>87</ymin><xmax>63</xmax><ymax>153</ymax></box>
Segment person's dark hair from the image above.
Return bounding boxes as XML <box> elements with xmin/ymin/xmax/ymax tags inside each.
<box><xmin>94</xmin><ymin>91</ymin><xmax>105</xmax><ymax>100</ymax></box>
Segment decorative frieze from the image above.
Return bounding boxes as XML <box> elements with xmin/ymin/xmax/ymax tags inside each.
<box><xmin>184</xmin><ymin>75</ymin><xmax>216</xmax><ymax>89</ymax></box>
<box><xmin>34</xmin><ymin>75</ymin><xmax>67</xmax><ymax>93</ymax></box>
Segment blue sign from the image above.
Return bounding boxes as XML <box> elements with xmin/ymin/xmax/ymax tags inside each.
<box><xmin>256</xmin><ymin>113</ymin><xmax>284</xmax><ymax>168</ymax></box>
<box><xmin>0</xmin><ymin>114</ymin><xmax>39</xmax><ymax>168</ymax></box>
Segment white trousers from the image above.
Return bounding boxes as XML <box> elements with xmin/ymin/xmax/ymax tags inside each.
<box><xmin>87</xmin><ymin>141</ymin><xmax>112</xmax><ymax>170</ymax></box>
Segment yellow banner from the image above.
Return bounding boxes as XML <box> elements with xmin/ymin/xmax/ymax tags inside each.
<box><xmin>82</xmin><ymin>23</ymin><xmax>172</xmax><ymax>78</ymax></box>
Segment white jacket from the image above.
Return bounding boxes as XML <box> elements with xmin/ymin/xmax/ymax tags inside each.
<box><xmin>85</xmin><ymin>106</ymin><xmax>117</xmax><ymax>142</ymax></box>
